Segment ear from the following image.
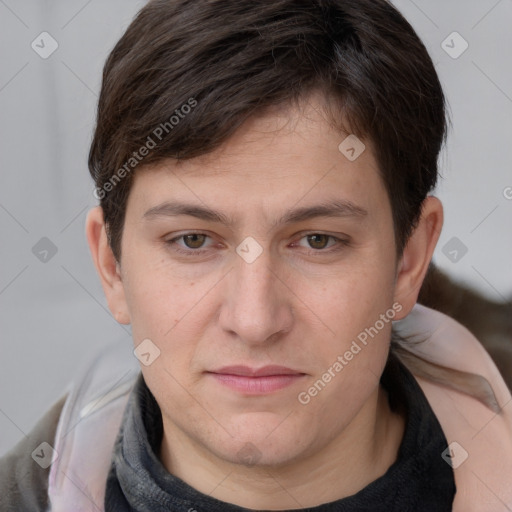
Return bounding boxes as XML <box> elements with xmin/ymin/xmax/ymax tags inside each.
<box><xmin>85</xmin><ymin>206</ymin><xmax>131</xmax><ymax>324</ymax></box>
<box><xmin>393</xmin><ymin>196</ymin><xmax>443</xmax><ymax>320</ymax></box>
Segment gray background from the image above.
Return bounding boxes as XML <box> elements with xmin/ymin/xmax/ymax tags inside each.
<box><xmin>1</xmin><ymin>0</ymin><xmax>511</xmax><ymax>456</ymax></box>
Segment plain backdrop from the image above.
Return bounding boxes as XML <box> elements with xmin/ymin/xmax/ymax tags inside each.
<box><xmin>1</xmin><ymin>0</ymin><xmax>511</xmax><ymax>456</ymax></box>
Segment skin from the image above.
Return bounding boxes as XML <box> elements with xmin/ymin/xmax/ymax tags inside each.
<box><xmin>86</xmin><ymin>95</ymin><xmax>443</xmax><ymax>509</ymax></box>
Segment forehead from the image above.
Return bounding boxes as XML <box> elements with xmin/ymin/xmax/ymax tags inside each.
<box><xmin>126</xmin><ymin>97</ymin><xmax>389</xmax><ymax>226</ymax></box>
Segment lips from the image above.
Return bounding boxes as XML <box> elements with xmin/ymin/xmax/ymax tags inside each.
<box><xmin>212</xmin><ymin>365</ymin><xmax>303</xmax><ymax>377</ymax></box>
<box><xmin>206</xmin><ymin>365</ymin><xmax>306</xmax><ymax>394</ymax></box>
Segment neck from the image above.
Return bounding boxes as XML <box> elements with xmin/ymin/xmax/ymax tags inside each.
<box><xmin>159</xmin><ymin>385</ymin><xmax>405</xmax><ymax>510</ymax></box>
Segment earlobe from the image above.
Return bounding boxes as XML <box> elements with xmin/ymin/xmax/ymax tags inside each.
<box><xmin>393</xmin><ymin>196</ymin><xmax>443</xmax><ymax>320</ymax></box>
<box><xmin>85</xmin><ymin>206</ymin><xmax>131</xmax><ymax>325</ymax></box>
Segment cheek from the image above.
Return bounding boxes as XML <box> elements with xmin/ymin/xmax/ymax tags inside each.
<box><xmin>123</xmin><ymin>263</ymin><xmax>204</xmax><ymax>402</ymax></box>
<box><xmin>120</xmin><ymin>250</ymin><xmax>189</xmax><ymax>350</ymax></box>
<box><xmin>120</xmin><ymin>248</ymin><xmax>224</xmax><ymax>372</ymax></box>
<box><xmin>289</xmin><ymin>247</ymin><xmax>397</xmax><ymax>403</ymax></box>
<box><xmin>296</xmin><ymin>254</ymin><xmax>396</xmax><ymax>337</ymax></box>
<box><xmin>294</xmin><ymin>269</ymin><xmax>396</xmax><ymax>429</ymax></box>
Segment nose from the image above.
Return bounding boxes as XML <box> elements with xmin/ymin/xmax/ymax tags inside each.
<box><xmin>218</xmin><ymin>244</ymin><xmax>294</xmax><ymax>346</ymax></box>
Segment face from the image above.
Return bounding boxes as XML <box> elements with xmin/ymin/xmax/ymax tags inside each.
<box><xmin>116</xmin><ymin>96</ymin><xmax>403</xmax><ymax>467</ymax></box>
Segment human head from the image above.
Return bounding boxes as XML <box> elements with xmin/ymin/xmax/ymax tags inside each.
<box><xmin>85</xmin><ymin>1</ymin><xmax>445</xmax><ymax>505</ymax></box>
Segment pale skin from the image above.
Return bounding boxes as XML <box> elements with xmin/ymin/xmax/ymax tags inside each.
<box><xmin>86</xmin><ymin>95</ymin><xmax>443</xmax><ymax>509</ymax></box>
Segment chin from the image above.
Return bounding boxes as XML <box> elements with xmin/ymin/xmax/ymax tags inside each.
<box><xmin>211</xmin><ymin>424</ymin><xmax>314</xmax><ymax>468</ymax></box>
<box><xmin>223</xmin><ymin>442</ymin><xmax>300</xmax><ymax>468</ymax></box>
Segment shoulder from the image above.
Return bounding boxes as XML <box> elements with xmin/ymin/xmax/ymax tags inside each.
<box><xmin>396</xmin><ymin>303</ymin><xmax>511</xmax><ymax>406</ymax></box>
<box><xmin>0</xmin><ymin>395</ymin><xmax>67</xmax><ymax>512</ymax></box>
<box><xmin>396</xmin><ymin>304</ymin><xmax>512</xmax><ymax>511</ymax></box>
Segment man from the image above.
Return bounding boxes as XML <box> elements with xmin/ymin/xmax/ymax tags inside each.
<box><xmin>1</xmin><ymin>1</ymin><xmax>511</xmax><ymax>510</ymax></box>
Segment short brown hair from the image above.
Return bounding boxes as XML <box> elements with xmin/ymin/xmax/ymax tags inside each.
<box><xmin>88</xmin><ymin>0</ymin><xmax>448</xmax><ymax>262</ymax></box>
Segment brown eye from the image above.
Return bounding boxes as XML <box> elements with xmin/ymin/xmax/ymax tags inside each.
<box><xmin>306</xmin><ymin>234</ymin><xmax>330</xmax><ymax>249</ymax></box>
<box><xmin>182</xmin><ymin>233</ymin><xmax>207</xmax><ymax>249</ymax></box>
<box><xmin>165</xmin><ymin>232</ymin><xmax>217</xmax><ymax>256</ymax></box>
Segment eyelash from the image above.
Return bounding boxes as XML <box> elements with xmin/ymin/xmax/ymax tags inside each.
<box><xmin>165</xmin><ymin>232</ymin><xmax>350</xmax><ymax>257</ymax></box>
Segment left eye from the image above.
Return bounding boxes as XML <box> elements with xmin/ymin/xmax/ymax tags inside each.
<box><xmin>296</xmin><ymin>234</ymin><xmax>338</xmax><ymax>250</ymax></box>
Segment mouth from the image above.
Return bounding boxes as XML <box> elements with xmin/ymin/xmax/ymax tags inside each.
<box><xmin>206</xmin><ymin>365</ymin><xmax>306</xmax><ymax>394</ymax></box>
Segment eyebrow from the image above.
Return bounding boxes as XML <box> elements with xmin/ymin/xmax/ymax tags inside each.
<box><xmin>142</xmin><ymin>199</ymin><xmax>368</xmax><ymax>228</ymax></box>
